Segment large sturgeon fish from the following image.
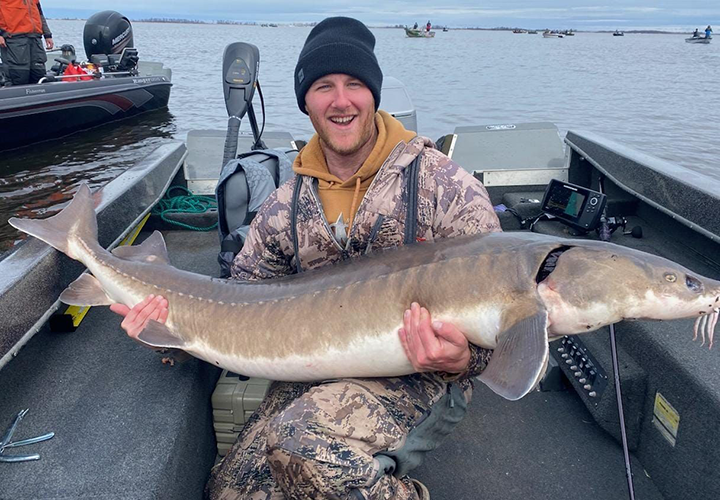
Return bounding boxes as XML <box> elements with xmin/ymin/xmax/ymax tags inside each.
<box><xmin>9</xmin><ymin>185</ymin><xmax>720</xmax><ymax>400</ymax></box>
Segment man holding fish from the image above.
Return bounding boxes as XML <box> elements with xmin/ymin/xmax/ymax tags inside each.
<box><xmin>112</xmin><ymin>16</ymin><xmax>500</xmax><ymax>500</ymax></box>
<box><xmin>10</xmin><ymin>14</ymin><xmax>719</xmax><ymax>500</ymax></box>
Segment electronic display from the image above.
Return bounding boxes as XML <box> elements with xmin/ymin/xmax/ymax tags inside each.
<box><xmin>541</xmin><ymin>180</ymin><xmax>606</xmax><ymax>231</ymax></box>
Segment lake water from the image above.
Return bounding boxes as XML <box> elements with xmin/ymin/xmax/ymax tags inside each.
<box><xmin>1</xmin><ymin>20</ymin><xmax>719</xmax><ymax>251</ymax></box>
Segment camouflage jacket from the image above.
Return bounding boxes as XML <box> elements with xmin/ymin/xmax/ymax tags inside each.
<box><xmin>231</xmin><ymin>136</ymin><xmax>501</xmax><ymax>378</ymax></box>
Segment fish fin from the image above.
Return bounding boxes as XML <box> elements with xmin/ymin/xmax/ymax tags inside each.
<box><xmin>112</xmin><ymin>231</ymin><xmax>171</xmax><ymax>265</ymax></box>
<box><xmin>60</xmin><ymin>274</ymin><xmax>113</xmax><ymax>306</ymax></box>
<box><xmin>478</xmin><ymin>310</ymin><xmax>550</xmax><ymax>401</ymax></box>
<box><xmin>137</xmin><ymin>320</ymin><xmax>187</xmax><ymax>350</ymax></box>
<box><xmin>8</xmin><ymin>184</ymin><xmax>97</xmax><ymax>258</ymax></box>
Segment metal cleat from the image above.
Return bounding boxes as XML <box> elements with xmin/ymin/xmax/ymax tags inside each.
<box><xmin>0</xmin><ymin>409</ymin><xmax>54</xmax><ymax>463</ymax></box>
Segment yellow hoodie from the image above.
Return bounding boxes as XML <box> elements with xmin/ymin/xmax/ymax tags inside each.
<box><xmin>293</xmin><ymin>110</ymin><xmax>416</xmax><ymax>235</ymax></box>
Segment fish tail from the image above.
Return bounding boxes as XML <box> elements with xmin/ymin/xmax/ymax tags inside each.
<box><xmin>8</xmin><ymin>184</ymin><xmax>98</xmax><ymax>259</ymax></box>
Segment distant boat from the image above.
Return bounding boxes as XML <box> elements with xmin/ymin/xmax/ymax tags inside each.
<box><xmin>512</xmin><ymin>29</ymin><xmax>526</xmax><ymax>34</ymax></box>
<box><xmin>563</xmin><ymin>30</ymin><xmax>575</xmax><ymax>36</ymax></box>
<box><xmin>613</xmin><ymin>31</ymin><xmax>624</xmax><ymax>36</ymax></box>
<box><xmin>527</xmin><ymin>30</ymin><xmax>538</xmax><ymax>34</ymax></box>
<box><xmin>685</xmin><ymin>36</ymin><xmax>711</xmax><ymax>44</ymax></box>
<box><xmin>443</xmin><ymin>27</ymin><xmax>449</xmax><ymax>32</ymax></box>
<box><xmin>543</xmin><ymin>31</ymin><xmax>563</xmax><ymax>38</ymax></box>
<box><xmin>404</xmin><ymin>27</ymin><xmax>435</xmax><ymax>38</ymax></box>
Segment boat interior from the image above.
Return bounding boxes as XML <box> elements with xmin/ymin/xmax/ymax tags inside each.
<box><xmin>1</xmin><ymin>58</ymin><xmax>719</xmax><ymax>500</ymax></box>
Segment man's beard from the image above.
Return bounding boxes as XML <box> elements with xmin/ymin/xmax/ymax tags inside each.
<box><xmin>309</xmin><ymin>110</ymin><xmax>376</xmax><ymax>156</ymax></box>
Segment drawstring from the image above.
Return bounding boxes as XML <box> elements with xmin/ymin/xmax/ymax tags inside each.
<box><xmin>347</xmin><ymin>177</ymin><xmax>362</xmax><ymax>232</ymax></box>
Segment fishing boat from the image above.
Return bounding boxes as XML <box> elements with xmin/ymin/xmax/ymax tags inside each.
<box><xmin>613</xmin><ymin>30</ymin><xmax>625</xmax><ymax>36</ymax></box>
<box><xmin>543</xmin><ymin>30</ymin><xmax>564</xmax><ymax>38</ymax></box>
<box><xmin>1</xmin><ymin>43</ymin><xmax>719</xmax><ymax>500</ymax></box>
<box><xmin>405</xmin><ymin>27</ymin><xmax>435</xmax><ymax>38</ymax></box>
<box><xmin>0</xmin><ymin>11</ymin><xmax>172</xmax><ymax>152</ymax></box>
<box><xmin>685</xmin><ymin>36</ymin><xmax>711</xmax><ymax>44</ymax></box>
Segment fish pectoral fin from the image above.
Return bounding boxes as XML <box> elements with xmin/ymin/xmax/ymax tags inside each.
<box><xmin>60</xmin><ymin>274</ymin><xmax>113</xmax><ymax>306</ymax></box>
<box><xmin>137</xmin><ymin>320</ymin><xmax>187</xmax><ymax>351</ymax></box>
<box><xmin>112</xmin><ymin>230</ymin><xmax>171</xmax><ymax>265</ymax></box>
<box><xmin>478</xmin><ymin>310</ymin><xmax>550</xmax><ymax>401</ymax></box>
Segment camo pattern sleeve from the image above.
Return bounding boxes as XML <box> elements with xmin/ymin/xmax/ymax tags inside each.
<box><xmin>230</xmin><ymin>179</ymin><xmax>297</xmax><ymax>282</ymax></box>
<box><xmin>418</xmin><ymin>146</ymin><xmax>501</xmax><ymax>380</ymax></box>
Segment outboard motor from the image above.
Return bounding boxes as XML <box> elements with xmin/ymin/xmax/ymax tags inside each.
<box><xmin>83</xmin><ymin>11</ymin><xmax>133</xmax><ymax>58</ymax></box>
<box><xmin>83</xmin><ymin>11</ymin><xmax>138</xmax><ymax>74</ymax></box>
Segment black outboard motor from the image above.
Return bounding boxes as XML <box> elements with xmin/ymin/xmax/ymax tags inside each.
<box><xmin>83</xmin><ymin>11</ymin><xmax>134</xmax><ymax>58</ymax></box>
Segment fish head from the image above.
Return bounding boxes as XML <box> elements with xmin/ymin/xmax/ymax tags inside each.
<box><xmin>537</xmin><ymin>243</ymin><xmax>720</xmax><ymax>338</ymax></box>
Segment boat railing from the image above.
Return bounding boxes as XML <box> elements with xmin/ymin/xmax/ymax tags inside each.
<box><xmin>0</xmin><ymin>142</ymin><xmax>186</xmax><ymax>371</ymax></box>
<box><xmin>565</xmin><ymin>130</ymin><xmax>720</xmax><ymax>243</ymax></box>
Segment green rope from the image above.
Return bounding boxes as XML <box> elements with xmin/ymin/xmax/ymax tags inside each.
<box><xmin>151</xmin><ymin>186</ymin><xmax>218</xmax><ymax>231</ymax></box>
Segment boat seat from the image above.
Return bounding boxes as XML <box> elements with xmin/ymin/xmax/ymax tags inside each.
<box><xmin>91</xmin><ymin>47</ymin><xmax>139</xmax><ymax>74</ymax></box>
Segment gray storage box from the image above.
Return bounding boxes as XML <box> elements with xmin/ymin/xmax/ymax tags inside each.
<box><xmin>447</xmin><ymin>122</ymin><xmax>567</xmax><ymax>187</ymax></box>
<box><xmin>211</xmin><ymin>370</ymin><xmax>272</xmax><ymax>456</ymax></box>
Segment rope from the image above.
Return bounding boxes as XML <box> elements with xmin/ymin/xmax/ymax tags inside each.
<box><xmin>151</xmin><ymin>186</ymin><xmax>218</xmax><ymax>231</ymax></box>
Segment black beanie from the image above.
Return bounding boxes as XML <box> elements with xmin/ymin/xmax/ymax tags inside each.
<box><xmin>294</xmin><ymin>17</ymin><xmax>382</xmax><ymax>114</ymax></box>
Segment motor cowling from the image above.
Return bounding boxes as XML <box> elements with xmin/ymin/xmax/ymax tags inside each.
<box><xmin>83</xmin><ymin>11</ymin><xmax>134</xmax><ymax>59</ymax></box>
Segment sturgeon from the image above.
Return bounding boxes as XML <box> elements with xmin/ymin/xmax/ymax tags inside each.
<box><xmin>9</xmin><ymin>185</ymin><xmax>720</xmax><ymax>400</ymax></box>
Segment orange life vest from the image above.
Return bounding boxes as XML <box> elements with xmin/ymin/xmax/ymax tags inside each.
<box><xmin>63</xmin><ymin>63</ymin><xmax>93</xmax><ymax>82</ymax></box>
<box><xmin>0</xmin><ymin>0</ymin><xmax>44</xmax><ymax>36</ymax></box>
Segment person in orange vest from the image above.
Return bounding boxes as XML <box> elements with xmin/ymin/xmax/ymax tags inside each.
<box><xmin>0</xmin><ymin>0</ymin><xmax>54</xmax><ymax>85</ymax></box>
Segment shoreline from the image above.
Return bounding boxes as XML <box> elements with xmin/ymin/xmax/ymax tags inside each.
<box><xmin>48</xmin><ymin>18</ymin><xmax>698</xmax><ymax>35</ymax></box>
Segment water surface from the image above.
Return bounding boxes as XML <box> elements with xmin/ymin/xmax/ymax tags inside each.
<box><xmin>2</xmin><ymin>21</ymin><xmax>718</xmax><ymax>251</ymax></box>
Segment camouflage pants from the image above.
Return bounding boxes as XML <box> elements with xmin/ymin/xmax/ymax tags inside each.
<box><xmin>205</xmin><ymin>374</ymin><xmax>472</xmax><ymax>500</ymax></box>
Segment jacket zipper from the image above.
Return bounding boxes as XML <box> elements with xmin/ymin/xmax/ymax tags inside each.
<box><xmin>305</xmin><ymin>142</ymin><xmax>414</xmax><ymax>252</ymax></box>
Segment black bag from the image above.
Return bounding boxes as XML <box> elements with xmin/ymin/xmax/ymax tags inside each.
<box><xmin>215</xmin><ymin>148</ymin><xmax>297</xmax><ymax>277</ymax></box>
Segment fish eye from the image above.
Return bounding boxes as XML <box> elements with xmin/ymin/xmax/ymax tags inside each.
<box><xmin>685</xmin><ymin>275</ymin><xmax>704</xmax><ymax>293</ymax></box>
<box><xmin>664</xmin><ymin>273</ymin><xmax>677</xmax><ymax>283</ymax></box>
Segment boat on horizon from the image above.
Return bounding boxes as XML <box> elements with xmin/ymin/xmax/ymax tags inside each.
<box><xmin>0</xmin><ymin>10</ymin><xmax>172</xmax><ymax>152</ymax></box>
<box><xmin>685</xmin><ymin>35</ymin><xmax>711</xmax><ymax>44</ymax></box>
<box><xmin>405</xmin><ymin>26</ymin><xmax>436</xmax><ymax>38</ymax></box>
<box><xmin>613</xmin><ymin>30</ymin><xmax>625</xmax><ymax>36</ymax></box>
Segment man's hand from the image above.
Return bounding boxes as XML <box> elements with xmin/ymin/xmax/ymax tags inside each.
<box><xmin>0</xmin><ymin>36</ymin><xmax>6</xmax><ymax>48</ymax></box>
<box><xmin>109</xmin><ymin>294</ymin><xmax>168</xmax><ymax>340</ymax></box>
<box><xmin>398</xmin><ymin>302</ymin><xmax>471</xmax><ymax>373</ymax></box>
<box><xmin>45</xmin><ymin>37</ymin><xmax>53</xmax><ymax>50</ymax></box>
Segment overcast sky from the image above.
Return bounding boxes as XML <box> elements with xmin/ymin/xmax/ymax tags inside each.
<box><xmin>42</xmin><ymin>1</ymin><xmax>717</xmax><ymax>31</ymax></box>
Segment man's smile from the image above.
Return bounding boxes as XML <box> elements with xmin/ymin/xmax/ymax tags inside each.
<box><xmin>329</xmin><ymin>115</ymin><xmax>356</xmax><ymax>127</ymax></box>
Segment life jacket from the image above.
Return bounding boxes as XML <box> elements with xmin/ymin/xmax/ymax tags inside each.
<box><xmin>215</xmin><ymin>148</ymin><xmax>297</xmax><ymax>277</ymax></box>
<box><xmin>0</xmin><ymin>0</ymin><xmax>44</xmax><ymax>36</ymax></box>
<box><xmin>62</xmin><ymin>63</ymin><xmax>93</xmax><ymax>82</ymax></box>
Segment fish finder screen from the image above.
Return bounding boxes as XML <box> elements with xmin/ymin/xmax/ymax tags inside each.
<box><xmin>546</xmin><ymin>185</ymin><xmax>585</xmax><ymax>218</ymax></box>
